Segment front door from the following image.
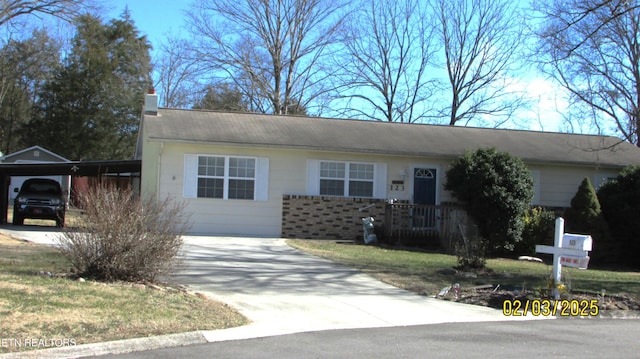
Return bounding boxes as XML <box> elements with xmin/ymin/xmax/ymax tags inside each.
<box><xmin>412</xmin><ymin>168</ymin><xmax>437</xmax><ymax>228</ymax></box>
<box><xmin>413</xmin><ymin>168</ymin><xmax>436</xmax><ymax>205</ymax></box>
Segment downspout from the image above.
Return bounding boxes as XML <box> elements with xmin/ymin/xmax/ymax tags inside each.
<box><xmin>157</xmin><ymin>142</ymin><xmax>164</xmax><ymax>202</ymax></box>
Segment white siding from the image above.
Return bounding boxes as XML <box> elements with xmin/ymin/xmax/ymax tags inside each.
<box><xmin>530</xmin><ymin>170</ymin><xmax>541</xmax><ymax>205</ymax></box>
<box><xmin>528</xmin><ymin>165</ymin><xmax>620</xmax><ymax>208</ymax></box>
<box><xmin>149</xmin><ymin>141</ymin><xmax>624</xmax><ymax>236</ymax></box>
<box><xmin>158</xmin><ymin>144</ymin><xmax>306</xmax><ymax>236</ymax></box>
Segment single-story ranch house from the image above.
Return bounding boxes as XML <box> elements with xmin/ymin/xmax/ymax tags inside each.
<box><xmin>136</xmin><ymin>93</ymin><xmax>640</xmax><ymax>239</ymax></box>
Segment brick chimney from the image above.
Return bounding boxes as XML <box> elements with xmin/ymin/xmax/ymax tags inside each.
<box><xmin>144</xmin><ymin>88</ymin><xmax>158</xmax><ymax>116</ymax></box>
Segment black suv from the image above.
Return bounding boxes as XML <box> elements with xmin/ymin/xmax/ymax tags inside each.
<box><xmin>13</xmin><ymin>178</ymin><xmax>66</xmax><ymax>227</ymax></box>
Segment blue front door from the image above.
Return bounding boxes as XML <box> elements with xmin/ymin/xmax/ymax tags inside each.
<box><xmin>413</xmin><ymin>168</ymin><xmax>436</xmax><ymax>205</ymax></box>
<box><xmin>412</xmin><ymin>168</ymin><xmax>437</xmax><ymax>228</ymax></box>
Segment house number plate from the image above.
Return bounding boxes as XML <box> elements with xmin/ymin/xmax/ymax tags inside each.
<box><xmin>390</xmin><ymin>184</ymin><xmax>405</xmax><ymax>191</ymax></box>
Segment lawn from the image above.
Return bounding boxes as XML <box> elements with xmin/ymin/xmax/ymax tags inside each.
<box><xmin>0</xmin><ymin>234</ymin><xmax>248</xmax><ymax>354</ymax></box>
<box><xmin>286</xmin><ymin>239</ymin><xmax>640</xmax><ymax>300</ymax></box>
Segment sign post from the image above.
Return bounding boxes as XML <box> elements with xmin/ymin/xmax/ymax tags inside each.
<box><xmin>535</xmin><ymin>217</ymin><xmax>592</xmax><ymax>298</ymax></box>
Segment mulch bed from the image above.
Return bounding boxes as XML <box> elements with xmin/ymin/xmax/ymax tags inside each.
<box><xmin>453</xmin><ymin>287</ymin><xmax>640</xmax><ymax>310</ymax></box>
<box><xmin>433</xmin><ymin>269</ymin><xmax>640</xmax><ymax>318</ymax></box>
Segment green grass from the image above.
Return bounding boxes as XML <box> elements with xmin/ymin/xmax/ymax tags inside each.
<box><xmin>287</xmin><ymin>239</ymin><xmax>640</xmax><ymax>299</ymax></box>
<box><xmin>0</xmin><ymin>234</ymin><xmax>248</xmax><ymax>353</ymax></box>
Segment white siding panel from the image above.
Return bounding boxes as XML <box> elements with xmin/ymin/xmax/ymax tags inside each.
<box><xmin>592</xmin><ymin>172</ymin><xmax>618</xmax><ymax>189</ymax></box>
<box><xmin>532</xmin><ymin>166</ymin><xmax>621</xmax><ymax>208</ymax></box>
<box><xmin>530</xmin><ymin>170</ymin><xmax>541</xmax><ymax>205</ymax></box>
<box><xmin>185</xmin><ymin>199</ymin><xmax>279</xmax><ymax>236</ymax></box>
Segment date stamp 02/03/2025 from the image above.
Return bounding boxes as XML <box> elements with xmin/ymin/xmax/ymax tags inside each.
<box><xmin>502</xmin><ymin>299</ymin><xmax>600</xmax><ymax>317</ymax></box>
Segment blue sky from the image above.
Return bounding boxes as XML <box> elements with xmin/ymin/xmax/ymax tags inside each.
<box><xmin>104</xmin><ymin>0</ymin><xmax>570</xmax><ymax>133</ymax></box>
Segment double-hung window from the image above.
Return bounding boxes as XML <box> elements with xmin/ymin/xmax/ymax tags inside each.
<box><xmin>348</xmin><ymin>163</ymin><xmax>374</xmax><ymax>197</ymax></box>
<box><xmin>318</xmin><ymin>161</ymin><xmax>375</xmax><ymax>198</ymax></box>
<box><xmin>185</xmin><ymin>154</ymin><xmax>268</xmax><ymax>201</ymax></box>
<box><xmin>197</xmin><ymin>156</ymin><xmax>225</xmax><ymax>198</ymax></box>
<box><xmin>227</xmin><ymin>157</ymin><xmax>255</xmax><ymax>199</ymax></box>
<box><xmin>320</xmin><ymin>162</ymin><xmax>346</xmax><ymax>196</ymax></box>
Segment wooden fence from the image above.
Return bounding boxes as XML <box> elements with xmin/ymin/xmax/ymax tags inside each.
<box><xmin>383</xmin><ymin>203</ymin><xmax>469</xmax><ymax>252</ymax></box>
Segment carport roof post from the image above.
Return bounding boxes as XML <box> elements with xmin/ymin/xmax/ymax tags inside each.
<box><xmin>0</xmin><ymin>160</ymin><xmax>141</xmax><ymax>224</ymax></box>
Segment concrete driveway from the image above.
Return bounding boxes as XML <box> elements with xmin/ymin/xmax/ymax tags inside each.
<box><xmin>0</xmin><ymin>225</ymin><xmax>537</xmax><ymax>345</ymax></box>
<box><xmin>175</xmin><ymin>236</ymin><xmax>533</xmax><ymax>342</ymax></box>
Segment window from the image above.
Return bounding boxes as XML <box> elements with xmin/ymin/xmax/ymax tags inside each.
<box><xmin>414</xmin><ymin>168</ymin><xmax>434</xmax><ymax>179</ymax></box>
<box><xmin>198</xmin><ymin>156</ymin><xmax>225</xmax><ymax>198</ymax></box>
<box><xmin>319</xmin><ymin>161</ymin><xmax>375</xmax><ymax>197</ymax></box>
<box><xmin>186</xmin><ymin>155</ymin><xmax>268</xmax><ymax>201</ymax></box>
<box><xmin>228</xmin><ymin>157</ymin><xmax>255</xmax><ymax>199</ymax></box>
<box><xmin>348</xmin><ymin>163</ymin><xmax>374</xmax><ymax>197</ymax></box>
<box><xmin>320</xmin><ymin>162</ymin><xmax>345</xmax><ymax>196</ymax></box>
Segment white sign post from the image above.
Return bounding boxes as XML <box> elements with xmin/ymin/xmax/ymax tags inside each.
<box><xmin>535</xmin><ymin>217</ymin><xmax>592</xmax><ymax>298</ymax></box>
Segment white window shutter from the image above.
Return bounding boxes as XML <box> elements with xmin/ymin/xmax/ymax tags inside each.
<box><xmin>255</xmin><ymin>157</ymin><xmax>270</xmax><ymax>201</ymax></box>
<box><xmin>183</xmin><ymin>154</ymin><xmax>198</xmax><ymax>198</ymax></box>
<box><xmin>373</xmin><ymin>163</ymin><xmax>387</xmax><ymax>199</ymax></box>
<box><xmin>306</xmin><ymin>159</ymin><xmax>320</xmax><ymax>195</ymax></box>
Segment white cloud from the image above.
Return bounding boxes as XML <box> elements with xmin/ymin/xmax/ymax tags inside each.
<box><xmin>507</xmin><ymin>76</ymin><xmax>570</xmax><ymax>132</ymax></box>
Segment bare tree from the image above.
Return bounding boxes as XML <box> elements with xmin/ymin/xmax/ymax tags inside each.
<box><xmin>0</xmin><ymin>0</ymin><xmax>95</xmax><ymax>28</ymax></box>
<box><xmin>434</xmin><ymin>0</ymin><xmax>524</xmax><ymax>126</ymax></box>
<box><xmin>153</xmin><ymin>36</ymin><xmax>202</xmax><ymax>108</ymax></box>
<box><xmin>185</xmin><ymin>0</ymin><xmax>347</xmax><ymax>115</ymax></box>
<box><xmin>332</xmin><ymin>0</ymin><xmax>438</xmax><ymax>123</ymax></box>
<box><xmin>535</xmin><ymin>0</ymin><xmax>640</xmax><ymax>146</ymax></box>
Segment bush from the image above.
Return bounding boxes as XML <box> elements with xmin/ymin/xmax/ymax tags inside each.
<box><xmin>564</xmin><ymin>177</ymin><xmax>606</xmax><ymax>234</ymax></box>
<box><xmin>56</xmin><ymin>184</ymin><xmax>190</xmax><ymax>282</ymax></box>
<box><xmin>516</xmin><ymin>207</ymin><xmax>556</xmax><ymax>255</ymax></box>
<box><xmin>597</xmin><ymin>166</ymin><xmax>640</xmax><ymax>267</ymax></box>
<box><xmin>445</xmin><ymin>148</ymin><xmax>534</xmax><ymax>256</ymax></box>
<box><xmin>454</xmin><ymin>220</ymin><xmax>486</xmax><ymax>269</ymax></box>
<box><xmin>563</xmin><ymin>177</ymin><xmax>610</xmax><ymax>265</ymax></box>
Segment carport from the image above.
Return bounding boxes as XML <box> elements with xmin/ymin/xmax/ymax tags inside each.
<box><xmin>0</xmin><ymin>160</ymin><xmax>141</xmax><ymax>224</ymax></box>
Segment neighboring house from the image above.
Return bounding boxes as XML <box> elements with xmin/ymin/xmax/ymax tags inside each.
<box><xmin>0</xmin><ymin>146</ymin><xmax>71</xmax><ymax>203</ymax></box>
<box><xmin>137</xmin><ymin>93</ymin><xmax>640</xmax><ymax>239</ymax></box>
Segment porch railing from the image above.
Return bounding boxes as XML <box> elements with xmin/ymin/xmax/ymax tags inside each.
<box><xmin>383</xmin><ymin>203</ymin><xmax>468</xmax><ymax>252</ymax></box>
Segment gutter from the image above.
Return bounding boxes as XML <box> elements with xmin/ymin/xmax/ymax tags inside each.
<box><xmin>146</xmin><ymin>137</ymin><xmax>632</xmax><ymax>170</ymax></box>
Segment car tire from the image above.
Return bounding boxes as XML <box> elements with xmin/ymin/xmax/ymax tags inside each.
<box><xmin>12</xmin><ymin>214</ymin><xmax>23</xmax><ymax>226</ymax></box>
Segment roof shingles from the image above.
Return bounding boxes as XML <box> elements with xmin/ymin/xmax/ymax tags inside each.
<box><xmin>143</xmin><ymin>109</ymin><xmax>640</xmax><ymax>168</ymax></box>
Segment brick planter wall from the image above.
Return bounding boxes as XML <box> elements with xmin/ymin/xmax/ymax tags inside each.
<box><xmin>281</xmin><ymin>195</ymin><xmax>387</xmax><ymax>240</ymax></box>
